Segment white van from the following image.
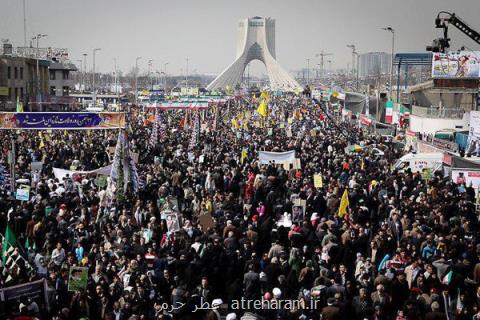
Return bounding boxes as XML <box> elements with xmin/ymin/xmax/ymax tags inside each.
<box><xmin>393</xmin><ymin>153</ymin><xmax>443</xmax><ymax>173</ymax></box>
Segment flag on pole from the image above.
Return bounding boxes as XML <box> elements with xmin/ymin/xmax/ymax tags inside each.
<box><xmin>241</xmin><ymin>148</ymin><xmax>247</xmax><ymax>164</ymax></box>
<box><xmin>149</xmin><ymin>107</ymin><xmax>159</xmax><ymax>147</ymax></box>
<box><xmin>443</xmin><ymin>270</ymin><xmax>453</xmax><ymax>285</ymax></box>
<box><xmin>257</xmin><ymin>100</ymin><xmax>268</xmax><ymax>118</ymax></box>
<box><xmin>2</xmin><ymin>225</ymin><xmax>16</xmax><ymax>264</ymax></box>
<box><xmin>16</xmin><ymin>96</ymin><xmax>24</xmax><ymax>112</ymax></box>
<box><xmin>189</xmin><ymin>112</ymin><xmax>199</xmax><ymax>151</ymax></box>
<box><xmin>110</xmin><ymin>130</ymin><xmax>140</xmax><ymax>196</ymax></box>
<box><xmin>338</xmin><ymin>189</ymin><xmax>349</xmax><ymax>218</ymax></box>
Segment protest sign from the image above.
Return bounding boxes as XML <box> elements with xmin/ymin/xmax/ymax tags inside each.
<box><xmin>68</xmin><ymin>267</ymin><xmax>88</xmax><ymax>291</ymax></box>
<box><xmin>16</xmin><ymin>185</ymin><xmax>30</xmax><ymax>201</ymax></box>
<box><xmin>314</xmin><ymin>175</ymin><xmax>323</xmax><ymax>188</ymax></box>
<box><xmin>165</xmin><ymin>212</ymin><xmax>181</xmax><ymax>233</ymax></box>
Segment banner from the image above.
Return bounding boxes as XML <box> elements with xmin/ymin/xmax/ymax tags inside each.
<box><xmin>258</xmin><ymin>150</ymin><xmax>296</xmax><ymax>164</ymax></box>
<box><xmin>68</xmin><ymin>267</ymin><xmax>88</xmax><ymax>291</ymax></box>
<box><xmin>53</xmin><ymin>165</ymin><xmax>112</xmax><ymax>182</ymax></box>
<box><xmin>467</xmin><ymin>111</ymin><xmax>480</xmax><ymax>154</ymax></box>
<box><xmin>0</xmin><ymin>112</ymin><xmax>125</xmax><ymax>129</ymax></box>
<box><xmin>432</xmin><ymin>51</ymin><xmax>480</xmax><ymax>79</ymax></box>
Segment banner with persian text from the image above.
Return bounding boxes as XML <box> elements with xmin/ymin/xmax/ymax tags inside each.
<box><xmin>0</xmin><ymin>112</ymin><xmax>125</xmax><ymax>129</ymax></box>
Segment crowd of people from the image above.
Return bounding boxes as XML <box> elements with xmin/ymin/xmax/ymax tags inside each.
<box><xmin>0</xmin><ymin>93</ymin><xmax>479</xmax><ymax>320</ymax></box>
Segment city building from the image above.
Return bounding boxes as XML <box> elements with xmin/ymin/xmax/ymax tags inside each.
<box><xmin>0</xmin><ymin>43</ymin><xmax>50</xmax><ymax>110</ymax></box>
<box><xmin>49</xmin><ymin>60</ymin><xmax>77</xmax><ymax>97</ymax></box>
<box><xmin>359</xmin><ymin>52</ymin><xmax>390</xmax><ymax>78</ymax></box>
<box><xmin>0</xmin><ymin>43</ymin><xmax>77</xmax><ymax>110</ymax></box>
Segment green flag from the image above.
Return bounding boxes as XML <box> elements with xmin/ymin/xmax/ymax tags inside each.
<box><xmin>2</xmin><ymin>225</ymin><xmax>17</xmax><ymax>264</ymax></box>
<box><xmin>24</xmin><ymin>237</ymin><xmax>29</xmax><ymax>250</ymax></box>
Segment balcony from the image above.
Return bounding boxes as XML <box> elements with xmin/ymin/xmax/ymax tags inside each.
<box><xmin>411</xmin><ymin>105</ymin><xmax>465</xmax><ymax>119</ymax></box>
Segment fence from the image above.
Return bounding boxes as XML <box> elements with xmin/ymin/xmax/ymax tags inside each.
<box><xmin>411</xmin><ymin>105</ymin><xmax>465</xmax><ymax>119</ymax></box>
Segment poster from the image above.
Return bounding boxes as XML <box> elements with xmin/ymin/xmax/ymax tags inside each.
<box><xmin>432</xmin><ymin>51</ymin><xmax>480</xmax><ymax>78</ymax></box>
<box><xmin>16</xmin><ymin>185</ymin><xmax>30</xmax><ymax>201</ymax></box>
<box><xmin>267</xmin><ymin>128</ymin><xmax>273</xmax><ymax>136</ymax></box>
<box><xmin>292</xmin><ymin>205</ymin><xmax>304</xmax><ymax>222</ymax></box>
<box><xmin>313</xmin><ymin>175</ymin><xmax>323</xmax><ymax>188</ymax></box>
<box><xmin>467</xmin><ymin>111</ymin><xmax>480</xmax><ymax>154</ymax></box>
<box><xmin>165</xmin><ymin>212</ymin><xmax>181</xmax><ymax>233</ymax></box>
<box><xmin>286</xmin><ymin>128</ymin><xmax>293</xmax><ymax>137</ymax></box>
<box><xmin>68</xmin><ymin>267</ymin><xmax>88</xmax><ymax>291</ymax></box>
<box><xmin>0</xmin><ymin>112</ymin><xmax>126</xmax><ymax>129</ymax></box>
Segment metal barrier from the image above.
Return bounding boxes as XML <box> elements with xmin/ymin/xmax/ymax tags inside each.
<box><xmin>411</xmin><ymin>105</ymin><xmax>465</xmax><ymax>119</ymax></box>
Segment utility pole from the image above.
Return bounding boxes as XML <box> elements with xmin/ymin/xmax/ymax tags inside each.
<box><xmin>163</xmin><ymin>62</ymin><xmax>169</xmax><ymax>94</ymax></box>
<box><xmin>382</xmin><ymin>27</ymin><xmax>395</xmax><ymax>100</ymax></box>
<box><xmin>185</xmin><ymin>58</ymin><xmax>189</xmax><ymax>89</ymax></box>
<box><xmin>76</xmin><ymin>59</ymin><xmax>82</xmax><ymax>94</ymax></box>
<box><xmin>306</xmin><ymin>58</ymin><xmax>310</xmax><ymax>85</ymax></box>
<box><xmin>82</xmin><ymin>53</ymin><xmax>87</xmax><ymax>93</ymax></box>
<box><xmin>135</xmin><ymin>56</ymin><xmax>142</xmax><ymax>106</ymax></box>
<box><xmin>92</xmin><ymin>48</ymin><xmax>101</xmax><ymax>107</ymax></box>
<box><xmin>148</xmin><ymin>59</ymin><xmax>153</xmax><ymax>90</ymax></box>
<box><xmin>23</xmin><ymin>0</ymin><xmax>27</xmax><ymax>48</ymax></box>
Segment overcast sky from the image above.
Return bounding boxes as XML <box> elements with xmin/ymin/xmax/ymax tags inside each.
<box><xmin>2</xmin><ymin>0</ymin><xmax>480</xmax><ymax>76</ymax></box>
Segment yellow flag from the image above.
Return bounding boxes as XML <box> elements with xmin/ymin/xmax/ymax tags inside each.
<box><xmin>260</xmin><ymin>92</ymin><xmax>270</xmax><ymax>101</ymax></box>
<box><xmin>338</xmin><ymin>189</ymin><xmax>349</xmax><ymax>218</ymax></box>
<box><xmin>257</xmin><ymin>101</ymin><xmax>267</xmax><ymax>117</ymax></box>
<box><xmin>38</xmin><ymin>132</ymin><xmax>45</xmax><ymax>149</ymax></box>
<box><xmin>241</xmin><ymin>148</ymin><xmax>247</xmax><ymax>164</ymax></box>
<box><xmin>231</xmin><ymin>118</ymin><xmax>240</xmax><ymax>129</ymax></box>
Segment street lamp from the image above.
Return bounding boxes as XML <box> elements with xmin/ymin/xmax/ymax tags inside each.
<box><xmin>32</xmin><ymin>34</ymin><xmax>47</xmax><ymax>110</ymax></box>
<box><xmin>185</xmin><ymin>58</ymin><xmax>189</xmax><ymax>89</ymax></box>
<box><xmin>381</xmin><ymin>27</ymin><xmax>395</xmax><ymax>100</ymax></box>
<box><xmin>135</xmin><ymin>56</ymin><xmax>142</xmax><ymax>106</ymax></box>
<box><xmin>306</xmin><ymin>58</ymin><xmax>310</xmax><ymax>85</ymax></box>
<box><xmin>82</xmin><ymin>53</ymin><xmax>87</xmax><ymax>93</ymax></box>
<box><xmin>92</xmin><ymin>48</ymin><xmax>101</xmax><ymax>107</ymax></box>
<box><xmin>76</xmin><ymin>59</ymin><xmax>82</xmax><ymax>93</ymax></box>
<box><xmin>164</xmin><ymin>62</ymin><xmax>169</xmax><ymax>94</ymax></box>
<box><xmin>347</xmin><ymin>45</ymin><xmax>360</xmax><ymax>91</ymax></box>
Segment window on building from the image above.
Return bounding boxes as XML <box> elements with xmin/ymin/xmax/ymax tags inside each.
<box><xmin>50</xmin><ymin>87</ymin><xmax>56</xmax><ymax>95</ymax></box>
<box><xmin>8</xmin><ymin>88</ymin><xmax>12</xmax><ymax>99</ymax></box>
<box><xmin>14</xmin><ymin>87</ymin><xmax>18</xmax><ymax>98</ymax></box>
<box><xmin>7</xmin><ymin>67</ymin><xmax>11</xmax><ymax>79</ymax></box>
<box><xmin>20</xmin><ymin>67</ymin><xmax>24</xmax><ymax>80</ymax></box>
<box><xmin>14</xmin><ymin>67</ymin><xmax>18</xmax><ymax>79</ymax></box>
<box><xmin>62</xmin><ymin>71</ymin><xmax>69</xmax><ymax>80</ymax></box>
<box><xmin>62</xmin><ymin>86</ymin><xmax>69</xmax><ymax>96</ymax></box>
<box><xmin>50</xmin><ymin>70</ymin><xmax>56</xmax><ymax>80</ymax></box>
<box><xmin>20</xmin><ymin>87</ymin><xmax>24</xmax><ymax>98</ymax></box>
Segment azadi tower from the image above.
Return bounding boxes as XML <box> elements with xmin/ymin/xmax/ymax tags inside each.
<box><xmin>207</xmin><ymin>17</ymin><xmax>300</xmax><ymax>92</ymax></box>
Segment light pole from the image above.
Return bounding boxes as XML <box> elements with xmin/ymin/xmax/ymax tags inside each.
<box><xmin>306</xmin><ymin>58</ymin><xmax>310</xmax><ymax>85</ymax></box>
<box><xmin>185</xmin><ymin>58</ymin><xmax>189</xmax><ymax>89</ymax></box>
<box><xmin>82</xmin><ymin>53</ymin><xmax>87</xmax><ymax>93</ymax></box>
<box><xmin>164</xmin><ymin>62</ymin><xmax>169</xmax><ymax>94</ymax></box>
<box><xmin>382</xmin><ymin>27</ymin><xmax>395</xmax><ymax>100</ymax></box>
<box><xmin>76</xmin><ymin>59</ymin><xmax>82</xmax><ymax>93</ymax></box>
<box><xmin>32</xmin><ymin>34</ymin><xmax>47</xmax><ymax>110</ymax></box>
<box><xmin>135</xmin><ymin>56</ymin><xmax>142</xmax><ymax>106</ymax></box>
<box><xmin>92</xmin><ymin>48</ymin><xmax>101</xmax><ymax>107</ymax></box>
<box><xmin>347</xmin><ymin>44</ymin><xmax>359</xmax><ymax>91</ymax></box>
<box><xmin>113</xmin><ymin>58</ymin><xmax>118</xmax><ymax>103</ymax></box>
<box><xmin>148</xmin><ymin>59</ymin><xmax>153</xmax><ymax>90</ymax></box>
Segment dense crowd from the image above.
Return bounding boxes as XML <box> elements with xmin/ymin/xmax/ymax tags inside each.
<box><xmin>0</xmin><ymin>94</ymin><xmax>479</xmax><ymax>320</ymax></box>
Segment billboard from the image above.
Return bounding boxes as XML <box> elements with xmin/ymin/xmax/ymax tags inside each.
<box><xmin>432</xmin><ymin>51</ymin><xmax>480</xmax><ymax>78</ymax></box>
